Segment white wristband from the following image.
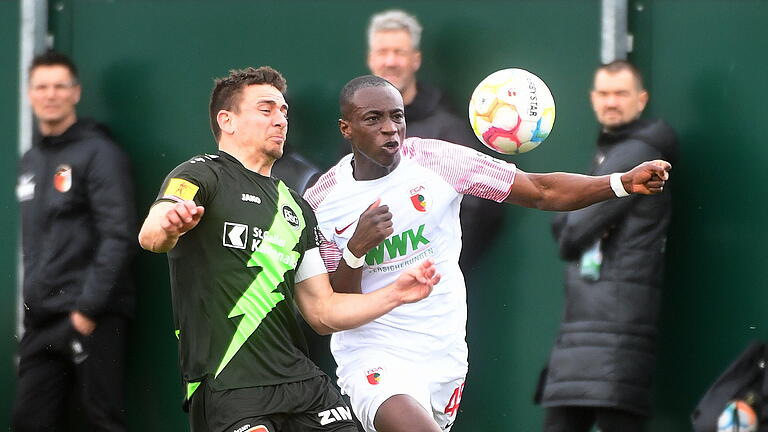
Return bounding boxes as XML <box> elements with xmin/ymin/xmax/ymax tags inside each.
<box><xmin>610</xmin><ymin>172</ymin><xmax>630</xmax><ymax>197</ymax></box>
<box><xmin>343</xmin><ymin>247</ymin><xmax>365</xmax><ymax>269</ymax></box>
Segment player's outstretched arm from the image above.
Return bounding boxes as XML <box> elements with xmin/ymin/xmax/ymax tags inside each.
<box><xmin>503</xmin><ymin>160</ymin><xmax>671</xmax><ymax>211</ymax></box>
<box><xmin>138</xmin><ymin>200</ymin><xmax>205</xmax><ymax>253</ymax></box>
<box><xmin>296</xmin><ymin>259</ymin><xmax>440</xmax><ymax>335</ymax></box>
<box><xmin>329</xmin><ymin>198</ymin><xmax>393</xmax><ymax>294</ymax></box>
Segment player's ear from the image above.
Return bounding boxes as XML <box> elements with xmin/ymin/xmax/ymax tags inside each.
<box><xmin>217</xmin><ymin>110</ymin><xmax>235</xmax><ymax>136</ymax></box>
<box><xmin>339</xmin><ymin>118</ymin><xmax>352</xmax><ymax>140</ymax></box>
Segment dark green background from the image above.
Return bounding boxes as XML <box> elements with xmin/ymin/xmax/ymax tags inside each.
<box><xmin>1</xmin><ymin>1</ymin><xmax>766</xmax><ymax>430</ymax></box>
<box><xmin>0</xmin><ymin>1</ymin><xmax>21</xmax><ymax>430</ymax></box>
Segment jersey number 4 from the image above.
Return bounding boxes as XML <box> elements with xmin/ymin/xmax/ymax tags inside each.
<box><xmin>443</xmin><ymin>382</ymin><xmax>465</xmax><ymax>417</ymax></box>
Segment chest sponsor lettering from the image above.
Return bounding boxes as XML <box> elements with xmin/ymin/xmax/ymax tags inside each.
<box><xmin>365</xmin><ymin>224</ymin><xmax>430</xmax><ymax>266</ymax></box>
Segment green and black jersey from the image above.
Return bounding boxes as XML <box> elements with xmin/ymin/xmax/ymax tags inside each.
<box><xmin>154</xmin><ymin>151</ymin><xmax>323</xmax><ymax>395</ymax></box>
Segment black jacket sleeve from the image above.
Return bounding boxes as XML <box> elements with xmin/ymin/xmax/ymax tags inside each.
<box><xmin>553</xmin><ymin>139</ymin><xmax>663</xmax><ymax>261</ymax></box>
<box><xmin>76</xmin><ymin>140</ymin><xmax>138</xmax><ymax>318</ymax></box>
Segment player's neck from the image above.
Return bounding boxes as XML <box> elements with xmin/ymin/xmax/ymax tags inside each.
<box><xmin>219</xmin><ymin>139</ymin><xmax>275</xmax><ymax>177</ymax></box>
<box><xmin>351</xmin><ymin>151</ymin><xmax>400</xmax><ymax>181</ymax></box>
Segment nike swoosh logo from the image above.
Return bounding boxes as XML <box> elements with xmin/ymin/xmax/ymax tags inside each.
<box><xmin>335</xmin><ymin>221</ymin><xmax>355</xmax><ymax>235</ymax></box>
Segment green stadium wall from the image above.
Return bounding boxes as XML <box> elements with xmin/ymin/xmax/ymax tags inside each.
<box><xmin>0</xmin><ymin>1</ymin><xmax>20</xmax><ymax>430</ymax></box>
<box><xmin>0</xmin><ymin>1</ymin><xmax>765</xmax><ymax>430</ymax></box>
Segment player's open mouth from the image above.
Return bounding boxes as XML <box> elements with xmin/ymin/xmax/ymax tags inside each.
<box><xmin>383</xmin><ymin>141</ymin><xmax>399</xmax><ymax>151</ymax></box>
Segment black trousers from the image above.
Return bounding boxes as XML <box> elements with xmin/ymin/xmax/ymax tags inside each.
<box><xmin>11</xmin><ymin>315</ymin><xmax>129</xmax><ymax>432</ymax></box>
<box><xmin>543</xmin><ymin>406</ymin><xmax>648</xmax><ymax>432</ymax></box>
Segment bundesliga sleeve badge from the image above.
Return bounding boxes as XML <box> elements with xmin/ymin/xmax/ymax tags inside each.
<box><xmin>163</xmin><ymin>178</ymin><xmax>199</xmax><ymax>201</ymax></box>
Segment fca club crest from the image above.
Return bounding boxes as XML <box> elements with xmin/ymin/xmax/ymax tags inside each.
<box><xmin>53</xmin><ymin>165</ymin><xmax>72</xmax><ymax>193</ymax></box>
<box><xmin>366</xmin><ymin>366</ymin><xmax>383</xmax><ymax>385</ymax></box>
<box><xmin>409</xmin><ymin>185</ymin><xmax>427</xmax><ymax>212</ymax></box>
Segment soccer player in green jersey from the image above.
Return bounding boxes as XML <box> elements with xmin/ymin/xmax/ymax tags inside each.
<box><xmin>138</xmin><ymin>66</ymin><xmax>440</xmax><ymax>432</ymax></box>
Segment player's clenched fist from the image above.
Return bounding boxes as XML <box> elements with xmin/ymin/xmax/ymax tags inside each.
<box><xmin>347</xmin><ymin>198</ymin><xmax>393</xmax><ymax>256</ymax></box>
<box><xmin>622</xmin><ymin>160</ymin><xmax>672</xmax><ymax>195</ymax></box>
<box><xmin>161</xmin><ymin>200</ymin><xmax>205</xmax><ymax>235</ymax></box>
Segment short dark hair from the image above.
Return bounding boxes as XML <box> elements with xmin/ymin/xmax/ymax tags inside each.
<box><xmin>339</xmin><ymin>75</ymin><xmax>395</xmax><ymax>119</ymax></box>
<box><xmin>28</xmin><ymin>50</ymin><xmax>79</xmax><ymax>84</ymax></box>
<box><xmin>209</xmin><ymin>66</ymin><xmax>287</xmax><ymax>141</ymax></box>
<box><xmin>595</xmin><ymin>60</ymin><xmax>645</xmax><ymax>90</ymax></box>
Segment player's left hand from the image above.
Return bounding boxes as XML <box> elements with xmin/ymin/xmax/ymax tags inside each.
<box><xmin>394</xmin><ymin>259</ymin><xmax>441</xmax><ymax>304</ymax></box>
<box><xmin>624</xmin><ymin>160</ymin><xmax>672</xmax><ymax>194</ymax></box>
<box><xmin>71</xmin><ymin>310</ymin><xmax>96</xmax><ymax>336</ymax></box>
<box><xmin>347</xmin><ymin>198</ymin><xmax>393</xmax><ymax>256</ymax></box>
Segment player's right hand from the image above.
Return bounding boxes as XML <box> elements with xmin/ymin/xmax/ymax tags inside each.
<box><xmin>347</xmin><ymin>198</ymin><xmax>393</xmax><ymax>256</ymax></box>
<box><xmin>160</xmin><ymin>200</ymin><xmax>205</xmax><ymax>236</ymax></box>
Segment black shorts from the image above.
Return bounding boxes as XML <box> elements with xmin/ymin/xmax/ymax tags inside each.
<box><xmin>190</xmin><ymin>375</ymin><xmax>358</xmax><ymax>432</ymax></box>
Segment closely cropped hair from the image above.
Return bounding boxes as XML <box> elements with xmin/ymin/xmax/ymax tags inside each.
<box><xmin>29</xmin><ymin>50</ymin><xmax>79</xmax><ymax>83</ymax></box>
<box><xmin>596</xmin><ymin>60</ymin><xmax>645</xmax><ymax>90</ymax></box>
<box><xmin>209</xmin><ymin>66</ymin><xmax>287</xmax><ymax>141</ymax></box>
<box><xmin>339</xmin><ymin>75</ymin><xmax>395</xmax><ymax>120</ymax></box>
<box><xmin>367</xmin><ymin>9</ymin><xmax>422</xmax><ymax>50</ymax></box>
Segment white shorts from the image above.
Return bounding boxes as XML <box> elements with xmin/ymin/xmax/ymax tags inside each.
<box><xmin>335</xmin><ymin>347</ymin><xmax>467</xmax><ymax>432</ymax></box>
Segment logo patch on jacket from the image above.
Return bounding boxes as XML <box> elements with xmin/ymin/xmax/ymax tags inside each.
<box><xmin>16</xmin><ymin>173</ymin><xmax>35</xmax><ymax>202</ymax></box>
<box><xmin>54</xmin><ymin>165</ymin><xmax>72</xmax><ymax>193</ymax></box>
<box><xmin>164</xmin><ymin>178</ymin><xmax>199</xmax><ymax>201</ymax></box>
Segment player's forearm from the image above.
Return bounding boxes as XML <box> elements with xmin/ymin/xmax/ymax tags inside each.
<box><xmin>138</xmin><ymin>204</ymin><xmax>180</xmax><ymax>253</ymax></box>
<box><xmin>317</xmin><ymin>286</ymin><xmax>402</xmax><ymax>334</ymax></box>
<box><xmin>138</xmin><ymin>222</ymin><xmax>180</xmax><ymax>253</ymax></box>
<box><xmin>527</xmin><ymin>172</ymin><xmax>618</xmax><ymax>211</ymax></box>
<box><xmin>329</xmin><ymin>264</ymin><xmax>363</xmax><ymax>294</ymax></box>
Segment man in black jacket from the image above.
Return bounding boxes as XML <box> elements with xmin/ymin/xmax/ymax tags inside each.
<box><xmin>12</xmin><ymin>51</ymin><xmax>136</xmax><ymax>431</ymax></box>
<box><xmin>363</xmin><ymin>9</ymin><xmax>505</xmax><ymax>271</ymax></box>
<box><xmin>538</xmin><ymin>60</ymin><xmax>679</xmax><ymax>432</ymax></box>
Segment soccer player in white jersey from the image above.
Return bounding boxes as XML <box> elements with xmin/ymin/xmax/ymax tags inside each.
<box><xmin>303</xmin><ymin>75</ymin><xmax>671</xmax><ymax>432</ymax></box>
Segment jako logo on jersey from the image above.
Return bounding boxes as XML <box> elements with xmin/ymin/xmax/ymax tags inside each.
<box><xmin>54</xmin><ymin>165</ymin><xmax>72</xmax><ymax>193</ymax></box>
<box><xmin>223</xmin><ymin>222</ymin><xmax>248</xmax><ymax>249</ymax></box>
<box><xmin>365</xmin><ymin>224</ymin><xmax>430</xmax><ymax>265</ymax></box>
<box><xmin>282</xmin><ymin>205</ymin><xmax>300</xmax><ymax>229</ymax></box>
<box><xmin>241</xmin><ymin>193</ymin><xmax>261</xmax><ymax>204</ymax></box>
<box><xmin>232</xmin><ymin>424</ymin><xmax>269</xmax><ymax>432</ymax></box>
<box><xmin>410</xmin><ymin>185</ymin><xmax>427</xmax><ymax>212</ymax></box>
<box><xmin>318</xmin><ymin>406</ymin><xmax>353</xmax><ymax>425</ymax></box>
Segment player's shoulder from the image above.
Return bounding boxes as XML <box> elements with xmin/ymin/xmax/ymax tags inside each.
<box><xmin>169</xmin><ymin>153</ymin><xmax>222</xmax><ymax>177</ymax></box>
<box><xmin>303</xmin><ymin>157</ymin><xmax>348</xmax><ymax>210</ymax></box>
<box><xmin>401</xmin><ymin>136</ymin><xmax>481</xmax><ymax>165</ymax></box>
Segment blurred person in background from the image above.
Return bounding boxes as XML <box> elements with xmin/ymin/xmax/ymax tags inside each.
<box><xmin>536</xmin><ymin>60</ymin><xmax>679</xmax><ymax>432</ymax></box>
<box><xmin>13</xmin><ymin>50</ymin><xmax>137</xmax><ymax>432</ymax></box>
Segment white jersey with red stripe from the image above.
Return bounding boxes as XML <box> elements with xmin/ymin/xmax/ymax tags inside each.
<box><xmin>304</xmin><ymin>137</ymin><xmax>516</xmax><ymax>359</ymax></box>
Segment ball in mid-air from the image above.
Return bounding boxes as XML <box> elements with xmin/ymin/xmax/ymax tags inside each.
<box><xmin>468</xmin><ymin>68</ymin><xmax>555</xmax><ymax>154</ymax></box>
